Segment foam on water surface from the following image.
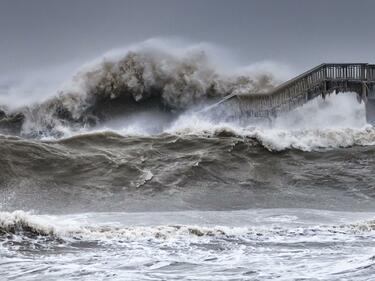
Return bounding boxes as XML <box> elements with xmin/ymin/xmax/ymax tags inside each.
<box><xmin>1</xmin><ymin>209</ymin><xmax>375</xmax><ymax>281</ymax></box>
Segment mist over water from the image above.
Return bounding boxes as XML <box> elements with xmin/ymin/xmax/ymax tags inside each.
<box><xmin>1</xmin><ymin>40</ymin><xmax>375</xmax><ymax>281</ymax></box>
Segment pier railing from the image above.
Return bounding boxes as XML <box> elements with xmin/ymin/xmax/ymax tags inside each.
<box><xmin>233</xmin><ymin>63</ymin><xmax>375</xmax><ymax>117</ymax></box>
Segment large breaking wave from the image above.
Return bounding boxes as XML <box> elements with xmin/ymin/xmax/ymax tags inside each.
<box><xmin>0</xmin><ymin>40</ymin><xmax>279</xmax><ymax>137</ymax></box>
<box><xmin>0</xmin><ymin>39</ymin><xmax>373</xmax><ymax>151</ymax></box>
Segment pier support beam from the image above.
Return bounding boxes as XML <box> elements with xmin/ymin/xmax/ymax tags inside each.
<box><xmin>366</xmin><ymin>100</ymin><xmax>375</xmax><ymax>125</ymax></box>
<box><xmin>366</xmin><ymin>85</ymin><xmax>375</xmax><ymax>125</ymax></box>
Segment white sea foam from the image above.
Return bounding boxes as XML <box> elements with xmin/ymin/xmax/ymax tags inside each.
<box><xmin>45</xmin><ymin>93</ymin><xmax>374</xmax><ymax>152</ymax></box>
<box><xmin>1</xmin><ymin>210</ymin><xmax>375</xmax><ymax>242</ymax></box>
<box><xmin>1</xmin><ymin>210</ymin><xmax>375</xmax><ymax>281</ymax></box>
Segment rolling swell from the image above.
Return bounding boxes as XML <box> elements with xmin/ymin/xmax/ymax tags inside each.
<box><xmin>1</xmin><ymin>131</ymin><xmax>375</xmax><ymax>213</ymax></box>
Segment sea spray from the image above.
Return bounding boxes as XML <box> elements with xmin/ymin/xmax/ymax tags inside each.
<box><xmin>0</xmin><ymin>40</ymin><xmax>282</xmax><ymax>137</ymax></box>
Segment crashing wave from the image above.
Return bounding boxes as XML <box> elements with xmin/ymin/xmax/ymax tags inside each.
<box><xmin>0</xmin><ymin>43</ymin><xmax>277</xmax><ymax>137</ymax></box>
<box><xmin>1</xmin><ymin>211</ymin><xmax>375</xmax><ymax>243</ymax></box>
<box><xmin>162</xmin><ymin>92</ymin><xmax>372</xmax><ymax>151</ymax></box>
<box><xmin>1</xmin><ymin>40</ymin><xmax>371</xmax><ymax>150</ymax></box>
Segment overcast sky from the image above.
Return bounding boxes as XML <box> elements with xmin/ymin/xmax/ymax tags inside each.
<box><xmin>1</xmin><ymin>0</ymin><xmax>374</xmax><ymax>77</ymax></box>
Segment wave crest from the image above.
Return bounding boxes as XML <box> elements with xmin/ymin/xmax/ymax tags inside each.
<box><xmin>1</xmin><ymin>211</ymin><xmax>375</xmax><ymax>243</ymax></box>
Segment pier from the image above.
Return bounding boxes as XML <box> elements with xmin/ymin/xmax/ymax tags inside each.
<box><xmin>227</xmin><ymin>63</ymin><xmax>375</xmax><ymax>123</ymax></box>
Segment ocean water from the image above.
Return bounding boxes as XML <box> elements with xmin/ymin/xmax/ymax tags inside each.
<box><xmin>1</xmin><ymin>41</ymin><xmax>375</xmax><ymax>280</ymax></box>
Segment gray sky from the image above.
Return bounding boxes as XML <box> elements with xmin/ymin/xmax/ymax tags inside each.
<box><xmin>1</xmin><ymin>0</ymin><xmax>374</xmax><ymax>77</ymax></box>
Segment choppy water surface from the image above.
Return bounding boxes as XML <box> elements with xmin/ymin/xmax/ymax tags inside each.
<box><xmin>1</xmin><ymin>209</ymin><xmax>375</xmax><ymax>281</ymax></box>
<box><xmin>1</xmin><ymin>128</ymin><xmax>375</xmax><ymax>280</ymax></box>
<box><xmin>1</xmin><ymin>42</ymin><xmax>375</xmax><ymax>280</ymax></box>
